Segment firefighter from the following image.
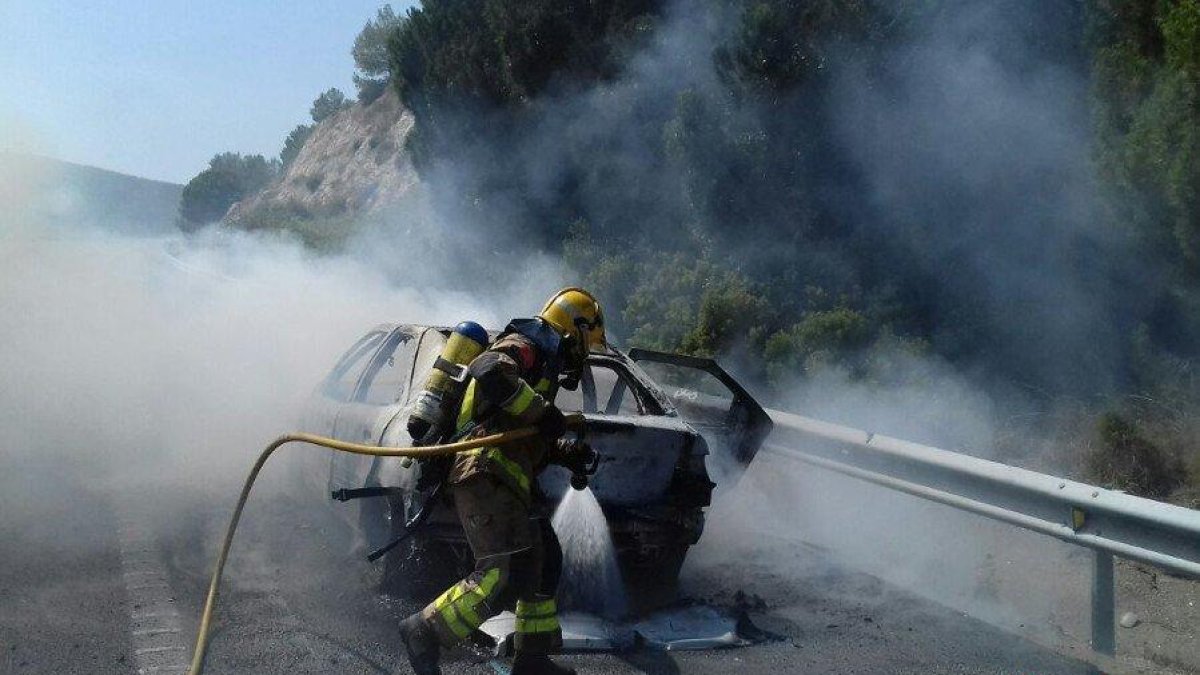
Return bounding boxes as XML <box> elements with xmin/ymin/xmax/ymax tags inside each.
<box><xmin>399</xmin><ymin>288</ymin><xmax>605</xmax><ymax>675</ymax></box>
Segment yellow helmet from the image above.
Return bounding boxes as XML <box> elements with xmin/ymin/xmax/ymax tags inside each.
<box><xmin>540</xmin><ymin>287</ymin><xmax>606</xmax><ymax>352</ymax></box>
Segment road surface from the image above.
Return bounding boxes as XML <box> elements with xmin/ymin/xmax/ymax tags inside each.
<box><xmin>0</xmin><ymin>460</ymin><xmax>1108</xmax><ymax>675</ymax></box>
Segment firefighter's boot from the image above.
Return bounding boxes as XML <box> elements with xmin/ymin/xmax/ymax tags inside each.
<box><xmin>399</xmin><ymin>613</ymin><xmax>442</xmax><ymax>675</ymax></box>
<box><xmin>511</xmin><ymin>652</ymin><xmax>576</xmax><ymax>675</ymax></box>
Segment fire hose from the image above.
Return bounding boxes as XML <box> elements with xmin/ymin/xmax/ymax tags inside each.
<box><xmin>188</xmin><ymin>414</ymin><xmax>584</xmax><ymax>675</ymax></box>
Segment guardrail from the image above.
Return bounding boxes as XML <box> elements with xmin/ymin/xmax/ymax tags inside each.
<box><xmin>763</xmin><ymin>408</ymin><xmax>1200</xmax><ymax>656</ymax></box>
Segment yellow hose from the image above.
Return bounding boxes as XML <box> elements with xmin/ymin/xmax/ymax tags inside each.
<box><xmin>188</xmin><ymin>415</ymin><xmax>581</xmax><ymax>675</ymax></box>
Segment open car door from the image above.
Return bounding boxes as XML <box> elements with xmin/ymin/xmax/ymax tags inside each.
<box><xmin>627</xmin><ymin>349</ymin><xmax>773</xmax><ymax>470</ymax></box>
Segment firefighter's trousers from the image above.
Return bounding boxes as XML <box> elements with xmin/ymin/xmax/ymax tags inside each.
<box><xmin>419</xmin><ymin>473</ymin><xmax>563</xmax><ymax>654</ymax></box>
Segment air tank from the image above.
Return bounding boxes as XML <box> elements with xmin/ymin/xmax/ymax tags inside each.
<box><xmin>406</xmin><ymin>321</ymin><xmax>488</xmax><ymax>444</ymax></box>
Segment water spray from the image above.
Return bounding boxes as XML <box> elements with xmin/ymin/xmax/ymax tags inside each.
<box><xmin>188</xmin><ymin>415</ymin><xmax>583</xmax><ymax>675</ymax></box>
<box><xmin>553</xmin><ymin>485</ymin><xmax>629</xmax><ymax>619</ymax></box>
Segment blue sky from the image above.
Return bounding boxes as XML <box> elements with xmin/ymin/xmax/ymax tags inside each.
<box><xmin>0</xmin><ymin>1</ymin><xmax>416</xmax><ymax>183</ymax></box>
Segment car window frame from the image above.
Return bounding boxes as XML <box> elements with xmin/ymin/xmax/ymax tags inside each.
<box><xmin>322</xmin><ymin>330</ymin><xmax>388</xmax><ymax>401</ymax></box>
<box><xmin>559</xmin><ymin>356</ymin><xmax>663</xmax><ymax>416</ymax></box>
<box><xmin>353</xmin><ymin>328</ymin><xmax>418</xmax><ymax>406</ymax></box>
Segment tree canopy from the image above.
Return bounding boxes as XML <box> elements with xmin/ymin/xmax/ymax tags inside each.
<box><xmin>353</xmin><ymin>5</ymin><xmax>406</xmax><ymax>103</ymax></box>
<box><xmin>178</xmin><ymin>153</ymin><xmax>276</xmax><ymax>229</ymax></box>
<box><xmin>310</xmin><ymin>87</ymin><xmax>351</xmax><ymax>123</ymax></box>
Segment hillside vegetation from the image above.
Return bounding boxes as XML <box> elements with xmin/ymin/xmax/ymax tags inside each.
<box><xmin>190</xmin><ymin>1</ymin><xmax>1200</xmax><ymax>502</ymax></box>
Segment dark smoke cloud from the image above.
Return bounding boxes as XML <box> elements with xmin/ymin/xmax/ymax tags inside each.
<box><xmin>829</xmin><ymin>1</ymin><xmax>1140</xmax><ymax>396</ymax></box>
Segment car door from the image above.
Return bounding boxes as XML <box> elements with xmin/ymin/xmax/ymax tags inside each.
<box><xmin>627</xmin><ymin>349</ymin><xmax>773</xmax><ymax>474</ymax></box>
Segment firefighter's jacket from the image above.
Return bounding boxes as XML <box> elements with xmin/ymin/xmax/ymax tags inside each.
<box><xmin>448</xmin><ymin>330</ymin><xmax>570</xmax><ymax>503</ymax></box>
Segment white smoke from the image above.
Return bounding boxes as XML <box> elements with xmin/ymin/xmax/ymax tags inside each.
<box><xmin>0</xmin><ymin>162</ymin><xmax>577</xmax><ymax>544</ymax></box>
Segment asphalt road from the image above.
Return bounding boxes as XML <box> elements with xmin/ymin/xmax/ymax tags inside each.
<box><xmin>0</xmin><ymin>463</ymin><xmax>1108</xmax><ymax>675</ymax></box>
<box><xmin>0</xmin><ymin>458</ymin><xmax>132</xmax><ymax>674</ymax></box>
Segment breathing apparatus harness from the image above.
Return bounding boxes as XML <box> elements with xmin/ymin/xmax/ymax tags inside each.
<box><xmin>502</xmin><ymin>317</ymin><xmax>598</xmax><ymax>488</ymax></box>
<box><xmin>479</xmin><ymin>318</ymin><xmax>598</xmax><ymax>484</ymax></box>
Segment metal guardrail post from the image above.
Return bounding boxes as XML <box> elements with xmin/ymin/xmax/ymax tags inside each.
<box><xmin>1091</xmin><ymin>550</ymin><xmax>1115</xmax><ymax>656</ymax></box>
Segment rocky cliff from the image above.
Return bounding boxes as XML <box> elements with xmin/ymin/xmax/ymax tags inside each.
<box><xmin>226</xmin><ymin>89</ymin><xmax>419</xmax><ymax>227</ymax></box>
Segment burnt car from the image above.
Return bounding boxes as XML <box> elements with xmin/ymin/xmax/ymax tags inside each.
<box><xmin>301</xmin><ymin>324</ymin><xmax>771</xmax><ymax>604</ymax></box>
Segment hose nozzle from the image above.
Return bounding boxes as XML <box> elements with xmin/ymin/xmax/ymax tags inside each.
<box><xmin>568</xmin><ymin>443</ymin><xmax>601</xmax><ymax>490</ymax></box>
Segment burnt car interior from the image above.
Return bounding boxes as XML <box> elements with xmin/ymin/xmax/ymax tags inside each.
<box><xmin>555</xmin><ymin>357</ymin><xmax>662</xmax><ymax>416</ymax></box>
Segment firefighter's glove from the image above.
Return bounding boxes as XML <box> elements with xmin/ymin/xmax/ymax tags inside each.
<box><xmin>557</xmin><ymin>439</ymin><xmax>598</xmax><ymax>475</ymax></box>
<box><xmin>537</xmin><ymin>406</ymin><xmax>568</xmax><ymax>440</ymax></box>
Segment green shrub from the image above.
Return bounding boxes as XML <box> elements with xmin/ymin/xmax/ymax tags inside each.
<box><xmin>310</xmin><ymin>88</ymin><xmax>351</xmax><ymax>123</ymax></box>
<box><xmin>178</xmin><ymin>153</ymin><xmax>277</xmax><ymax>229</ymax></box>
<box><xmin>763</xmin><ymin>308</ymin><xmax>872</xmax><ymax>383</ymax></box>
<box><xmin>280</xmin><ymin>124</ymin><xmax>314</xmax><ymax>169</ymax></box>
<box><xmin>231</xmin><ymin>202</ymin><xmax>359</xmax><ymax>254</ymax></box>
<box><xmin>1087</xmin><ymin>413</ymin><xmax>1185</xmax><ymax>499</ymax></box>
